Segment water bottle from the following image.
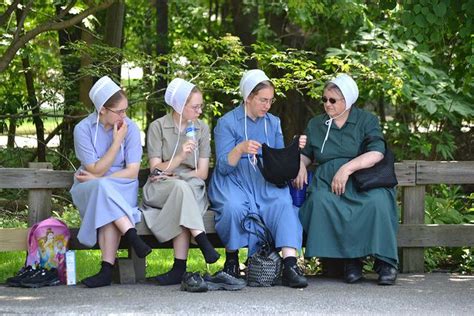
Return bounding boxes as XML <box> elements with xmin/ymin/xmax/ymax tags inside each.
<box><xmin>185</xmin><ymin>120</ymin><xmax>196</xmax><ymax>141</ymax></box>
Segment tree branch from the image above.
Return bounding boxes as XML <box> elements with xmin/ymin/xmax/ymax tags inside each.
<box><xmin>56</xmin><ymin>0</ymin><xmax>78</xmax><ymax>21</ymax></box>
<box><xmin>13</xmin><ymin>0</ymin><xmax>34</xmax><ymax>42</ymax></box>
<box><xmin>0</xmin><ymin>0</ymin><xmax>117</xmax><ymax>73</ymax></box>
<box><xmin>0</xmin><ymin>0</ymin><xmax>21</xmax><ymax>27</ymax></box>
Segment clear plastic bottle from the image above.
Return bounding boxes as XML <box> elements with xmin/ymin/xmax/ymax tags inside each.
<box><xmin>185</xmin><ymin>120</ymin><xmax>196</xmax><ymax>141</ymax></box>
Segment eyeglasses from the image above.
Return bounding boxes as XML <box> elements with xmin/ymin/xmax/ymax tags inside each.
<box><xmin>105</xmin><ymin>107</ymin><xmax>127</xmax><ymax>115</ymax></box>
<box><xmin>321</xmin><ymin>96</ymin><xmax>343</xmax><ymax>104</ymax></box>
<box><xmin>187</xmin><ymin>104</ymin><xmax>204</xmax><ymax>112</ymax></box>
<box><xmin>257</xmin><ymin>97</ymin><xmax>276</xmax><ymax>105</ymax></box>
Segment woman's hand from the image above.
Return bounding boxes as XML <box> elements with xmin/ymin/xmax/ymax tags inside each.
<box><xmin>331</xmin><ymin>165</ymin><xmax>351</xmax><ymax>195</ymax></box>
<box><xmin>179</xmin><ymin>139</ymin><xmax>197</xmax><ymax>159</ymax></box>
<box><xmin>293</xmin><ymin>161</ymin><xmax>308</xmax><ymax>190</ymax></box>
<box><xmin>149</xmin><ymin>172</ymin><xmax>176</xmax><ymax>182</ymax></box>
<box><xmin>113</xmin><ymin>120</ymin><xmax>128</xmax><ymax>144</ymax></box>
<box><xmin>298</xmin><ymin>135</ymin><xmax>307</xmax><ymax>149</ymax></box>
<box><xmin>237</xmin><ymin>140</ymin><xmax>261</xmax><ymax>155</ymax></box>
<box><xmin>75</xmin><ymin>169</ymin><xmax>97</xmax><ymax>183</ymax></box>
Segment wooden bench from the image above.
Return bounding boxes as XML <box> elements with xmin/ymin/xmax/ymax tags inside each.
<box><xmin>1</xmin><ymin>161</ymin><xmax>474</xmax><ymax>283</ymax></box>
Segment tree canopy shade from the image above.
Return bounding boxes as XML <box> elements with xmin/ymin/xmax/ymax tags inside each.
<box><xmin>0</xmin><ymin>0</ymin><xmax>472</xmax><ymax>167</ymax></box>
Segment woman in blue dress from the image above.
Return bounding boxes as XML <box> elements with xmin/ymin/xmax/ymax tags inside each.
<box><xmin>208</xmin><ymin>69</ymin><xmax>308</xmax><ymax>288</ymax></box>
<box><xmin>295</xmin><ymin>74</ymin><xmax>398</xmax><ymax>285</ymax></box>
<box><xmin>70</xmin><ymin>76</ymin><xmax>151</xmax><ymax>288</ymax></box>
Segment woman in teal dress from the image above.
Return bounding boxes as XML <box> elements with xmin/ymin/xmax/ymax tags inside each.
<box><xmin>295</xmin><ymin>74</ymin><xmax>398</xmax><ymax>285</ymax></box>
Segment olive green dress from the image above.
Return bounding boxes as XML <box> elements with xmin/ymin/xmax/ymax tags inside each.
<box><xmin>299</xmin><ymin>106</ymin><xmax>398</xmax><ymax>267</ymax></box>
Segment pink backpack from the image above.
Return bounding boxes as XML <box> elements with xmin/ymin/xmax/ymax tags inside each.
<box><xmin>26</xmin><ymin>217</ymin><xmax>70</xmax><ymax>284</ymax></box>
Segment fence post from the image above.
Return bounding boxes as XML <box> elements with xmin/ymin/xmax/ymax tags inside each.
<box><xmin>401</xmin><ymin>161</ymin><xmax>425</xmax><ymax>273</ymax></box>
<box><xmin>28</xmin><ymin>162</ymin><xmax>53</xmax><ymax>226</ymax></box>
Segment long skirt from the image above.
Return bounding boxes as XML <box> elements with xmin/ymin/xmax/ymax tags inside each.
<box><xmin>70</xmin><ymin>177</ymin><xmax>141</xmax><ymax>247</ymax></box>
<box><xmin>141</xmin><ymin>173</ymin><xmax>208</xmax><ymax>242</ymax></box>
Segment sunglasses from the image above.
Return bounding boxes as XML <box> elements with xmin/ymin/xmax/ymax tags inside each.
<box><xmin>321</xmin><ymin>96</ymin><xmax>343</xmax><ymax>104</ymax></box>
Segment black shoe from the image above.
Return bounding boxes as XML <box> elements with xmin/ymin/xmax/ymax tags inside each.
<box><xmin>20</xmin><ymin>268</ymin><xmax>60</xmax><ymax>288</ymax></box>
<box><xmin>180</xmin><ymin>272</ymin><xmax>208</xmax><ymax>293</ymax></box>
<box><xmin>6</xmin><ymin>266</ymin><xmax>37</xmax><ymax>287</ymax></box>
<box><xmin>375</xmin><ymin>260</ymin><xmax>397</xmax><ymax>285</ymax></box>
<box><xmin>203</xmin><ymin>271</ymin><xmax>246</xmax><ymax>291</ymax></box>
<box><xmin>223</xmin><ymin>259</ymin><xmax>240</xmax><ymax>278</ymax></box>
<box><xmin>344</xmin><ymin>259</ymin><xmax>363</xmax><ymax>284</ymax></box>
<box><xmin>282</xmin><ymin>264</ymin><xmax>308</xmax><ymax>288</ymax></box>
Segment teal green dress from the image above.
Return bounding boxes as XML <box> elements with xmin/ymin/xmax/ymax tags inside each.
<box><xmin>299</xmin><ymin>107</ymin><xmax>398</xmax><ymax>267</ymax></box>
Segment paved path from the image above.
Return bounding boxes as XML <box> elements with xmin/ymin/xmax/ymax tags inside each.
<box><xmin>1</xmin><ymin>273</ymin><xmax>473</xmax><ymax>314</ymax></box>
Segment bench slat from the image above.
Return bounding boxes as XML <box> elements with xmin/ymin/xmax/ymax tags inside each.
<box><xmin>398</xmin><ymin>224</ymin><xmax>474</xmax><ymax>247</ymax></box>
<box><xmin>417</xmin><ymin>161</ymin><xmax>474</xmax><ymax>185</ymax></box>
<box><xmin>0</xmin><ymin>168</ymin><xmax>74</xmax><ymax>189</ymax></box>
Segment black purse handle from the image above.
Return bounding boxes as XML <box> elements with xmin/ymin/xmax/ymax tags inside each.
<box><xmin>240</xmin><ymin>213</ymin><xmax>275</xmax><ymax>248</ymax></box>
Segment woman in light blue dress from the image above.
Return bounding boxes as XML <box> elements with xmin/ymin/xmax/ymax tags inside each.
<box><xmin>208</xmin><ymin>69</ymin><xmax>308</xmax><ymax>288</ymax></box>
<box><xmin>70</xmin><ymin>76</ymin><xmax>151</xmax><ymax>288</ymax></box>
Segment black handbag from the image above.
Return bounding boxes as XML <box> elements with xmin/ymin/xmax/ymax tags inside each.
<box><xmin>256</xmin><ymin>136</ymin><xmax>300</xmax><ymax>188</ymax></box>
<box><xmin>352</xmin><ymin>136</ymin><xmax>398</xmax><ymax>191</ymax></box>
<box><xmin>241</xmin><ymin>213</ymin><xmax>282</xmax><ymax>287</ymax></box>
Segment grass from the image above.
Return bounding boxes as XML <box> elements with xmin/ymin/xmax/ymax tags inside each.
<box><xmin>0</xmin><ymin>248</ymin><xmax>248</xmax><ymax>284</ymax></box>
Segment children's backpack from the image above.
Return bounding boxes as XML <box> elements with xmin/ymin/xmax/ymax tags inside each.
<box><xmin>26</xmin><ymin>217</ymin><xmax>70</xmax><ymax>284</ymax></box>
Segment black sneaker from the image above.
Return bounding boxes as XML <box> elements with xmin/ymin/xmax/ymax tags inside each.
<box><xmin>6</xmin><ymin>266</ymin><xmax>37</xmax><ymax>287</ymax></box>
<box><xmin>203</xmin><ymin>271</ymin><xmax>246</xmax><ymax>291</ymax></box>
<box><xmin>282</xmin><ymin>264</ymin><xmax>308</xmax><ymax>288</ymax></box>
<box><xmin>180</xmin><ymin>272</ymin><xmax>208</xmax><ymax>293</ymax></box>
<box><xmin>20</xmin><ymin>268</ymin><xmax>60</xmax><ymax>288</ymax></box>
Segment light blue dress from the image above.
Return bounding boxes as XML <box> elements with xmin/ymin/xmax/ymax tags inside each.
<box><xmin>208</xmin><ymin>104</ymin><xmax>302</xmax><ymax>256</ymax></box>
<box><xmin>70</xmin><ymin>113</ymin><xmax>143</xmax><ymax>247</ymax></box>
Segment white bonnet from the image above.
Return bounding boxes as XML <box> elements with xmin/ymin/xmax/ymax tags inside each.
<box><xmin>164</xmin><ymin>78</ymin><xmax>196</xmax><ymax>114</ymax></box>
<box><xmin>89</xmin><ymin>76</ymin><xmax>121</xmax><ymax>112</ymax></box>
<box><xmin>239</xmin><ymin>69</ymin><xmax>271</xmax><ymax>102</ymax></box>
<box><xmin>329</xmin><ymin>74</ymin><xmax>359</xmax><ymax>110</ymax></box>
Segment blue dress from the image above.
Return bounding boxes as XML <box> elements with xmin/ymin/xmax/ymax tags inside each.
<box><xmin>208</xmin><ymin>105</ymin><xmax>302</xmax><ymax>256</ymax></box>
<box><xmin>70</xmin><ymin>113</ymin><xmax>143</xmax><ymax>247</ymax></box>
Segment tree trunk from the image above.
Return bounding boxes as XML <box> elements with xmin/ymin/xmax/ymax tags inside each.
<box><xmin>229</xmin><ymin>0</ymin><xmax>258</xmax><ymax>68</ymax></box>
<box><xmin>145</xmin><ymin>0</ymin><xmax>168</xmax><ymax>136</ymax></box>
<box><xmin>16</xmin><ymin>5</ymin><xmax>45</xmax><ymax>161</ymax></box>
<box><xmin>7</xmin><ymin>118</ymin><xmax>16</xmax><ymax>148</ymax></box>
<box><xmin>57</xmin><ymin>6</ymin><xmax>82</xmax><ymax>169</ymax></box>
<box><xmin>104</xmin><ymin>0</ymin><xmax>125</xmax><ymax>77</ymax></box>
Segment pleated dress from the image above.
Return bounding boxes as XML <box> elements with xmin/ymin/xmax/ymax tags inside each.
<box><xmin>299</xmin><ymin>107</ymin><xmax>399</xmax><ymax>267</ymax></box>
<box><xmin>208</xmin><ymin>105</ymin><xmax>302</xmax><ymax>256</ymax></box>
<box><xmin>70</xmin><ymin>113</ymin><xmax>143</xmax><ymax>248</ymax></box>
<box><xmin>141</xmin><ymin>114</ymin><xmax>210</xmax><ymax>242</ymax></box>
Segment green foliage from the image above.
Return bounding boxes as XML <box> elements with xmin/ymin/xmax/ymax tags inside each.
<box><xmin>52</xmin><ymin>202</ymin><xmax>82</xmax><ymax>228</ymax></box>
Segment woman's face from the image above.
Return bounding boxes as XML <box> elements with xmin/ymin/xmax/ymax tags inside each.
<box><xmin>100</xmin><ymin>98</ymin><xmax>128</xmax><ymax>127</ymax></box>
<box><xmin>322</xmin><ymin>88</ymin><xmax>346</xmax><ymax>117</ymax></box>
<box><xmin>246</xmin><ymin>87</ymin><xmax>275</xmax><ymax>119</ymax></box>
<box><xmin>182</xmin><ymin>92</ymin><xmax>203</xmax><ymax>122</ymax></box>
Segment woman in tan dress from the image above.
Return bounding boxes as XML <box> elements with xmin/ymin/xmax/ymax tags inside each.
<box><xmin>142</xmin><ymin>78</ymin><xmax>219</xmax><ymax>285</ymax></box>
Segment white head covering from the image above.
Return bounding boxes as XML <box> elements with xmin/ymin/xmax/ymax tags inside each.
<box><xmin>239</xmin><ymin>69</ymin><xmax>271</xmax><ymax>102</ymax></box>
<box><xmin>89</xmin><ymin>76</ymin><xmax>121</xmax><ymax>112</ymax></box>
<box><xmin>329</xmin><ymin>73</ymin><xmax>359</xmax><ymax>110</ymax></box>
<box><xmin>164</xmin><ymin>78</ymin><xmax>195</xmax><ymax>114</ymax></box>
<box><xmin>320</xmin><ymin>74</ymin><xmax>359</xmax><ymax>154</ymax></box>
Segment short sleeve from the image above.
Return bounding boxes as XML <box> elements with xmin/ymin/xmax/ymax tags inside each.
<box><xmin>147</xmin><ymin>120</ymin><xmax>163</xmax><ymax>159</ymax></box>
<box><xmin>198</xmin><ymin>121</ymin><xmax>211</xmax><ymax>158</ymax></box>
<box><xmin>301</xmin><ymin>119</ymin><xmax>315</xmax><ymax>161</ymax></box>
<box><xmin>124</xmin><ymin>119</ymin><xmax>143</xmax><ymax>164</ymax></box>
<box><xmin>363</xmin><ymin>113</ymin><xmax>385</xmax><ymax>154</ymax></box>
<box><xmin>74</xmin><ymin>122</ymin><xmax>99</xmax><ymax>166</ymax></box>
<box><xmin>214</xmin><ymin>116</ymin><xmax>238</xmax><ymax>175</ymax></box>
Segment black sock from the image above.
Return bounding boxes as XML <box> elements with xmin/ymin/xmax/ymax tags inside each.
<box><xmin>223</xmin><ymin>250</ymin><xmax>239</xmax><ymax>276</ymax></box>
<box><xmin>125</xmin><ymin>228</ymin><xmax>151</xmax><ymax>258</ymax></box>
<box><xmin>194</xmin><ymin>232</ymin><xmax>220</xmax><ymax>264</ymax></box>
<box><xmin>82</xmin><ymin>261</ymin><xmax>113</xmax><ymax>288</ymax></box>
<box><xmin>283</xmin><ymin>256</ymin><xmax>297</xmax><ymax>269</ymax></box>
<box><xmin>154</xmin><ymin>258</ymin><xmax>187</xmax><ymax>285</ymax></box>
